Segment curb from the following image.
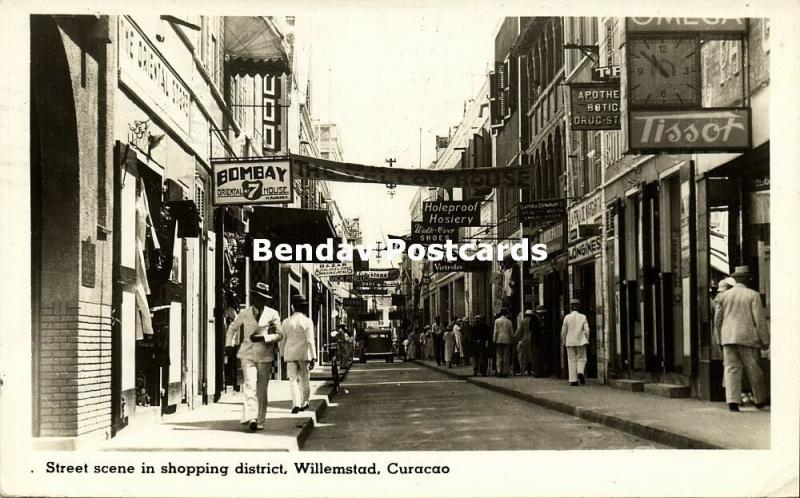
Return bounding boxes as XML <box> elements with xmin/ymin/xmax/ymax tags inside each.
<box><xmin>296</xmin><ymin>367</ymin><xmax>349</xmax><ymax>449</ymax></box>
<box><xmin>413</xmin><ymin>360</ymin><xmax>721</xmax><ymax>450</ymax></box>
<box><xmin>296</xmin><ymin>398</ymin><xmax>328</xmax><ymax>449</ymax></box>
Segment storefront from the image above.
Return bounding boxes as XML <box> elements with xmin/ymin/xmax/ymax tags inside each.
<box><xmin>529</xmin><ymin>221</ymin><xmax>568</xmax><ymax>378</ymax></box>
<box><xmin>695</xmin><ymin>143</ymin><xmax>770</xmax><ymax>400</ymax></box>
<box><xmin>567</xmin><ymin>192</ymin><xmax>603</xmax><ymax>380</ymax></box>
<box><xmin>605</xmin><ymin>156</ymin><xmax>696</xmax><ymax>388</ymax></box>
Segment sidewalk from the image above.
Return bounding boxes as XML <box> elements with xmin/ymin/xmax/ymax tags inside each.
<box><xmin>90</xmin><ymin>374</ymin><xmax>341</xmax><ymax>452</ymax></box>
<box><xmin>414</xmin><ymin>360</ymin><xmax>770</xmax><ymax>449</ymax></box>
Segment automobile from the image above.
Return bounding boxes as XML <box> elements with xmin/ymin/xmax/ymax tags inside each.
<box><xmin>358</xmin><ymin>327</ymin><xmax>395</xmax><ymax>363</ymax></box>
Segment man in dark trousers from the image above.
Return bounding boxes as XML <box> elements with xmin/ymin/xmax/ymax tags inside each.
<box><xmin>471</xmin><ymin>315</ymin><xmax>491</xmax><ymax>376</ymax></box>
<box><xmin>532</xmin><ymin>306</ymin><xmax>547</xmax><ymax>377</ymax></box>
<box><xmin>460</xmin><ymin>316</ymin><xmax>473</xmax><ymax>367</ymax></box>
<box><xmin>432</xmin><ymin>315</ymin><xmax>444</xmax><ymax>366</ymax></box>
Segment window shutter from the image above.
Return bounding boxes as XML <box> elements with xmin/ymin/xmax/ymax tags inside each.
<box><xmin>489</xmin><ymin>70</ymin><xmax>501</xmax><ymax>127</ymax></box>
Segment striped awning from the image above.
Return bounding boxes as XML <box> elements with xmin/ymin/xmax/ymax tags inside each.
<box><xmin>224</xmin><ymin>16</ymin><xmax>291</xmax><ymax>76</ymax></box>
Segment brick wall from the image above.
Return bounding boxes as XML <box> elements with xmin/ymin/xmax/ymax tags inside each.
<box><xmin>38</xmin><ymin>300</ymin><xmax>112</xmax><ymax>437</ymax></box>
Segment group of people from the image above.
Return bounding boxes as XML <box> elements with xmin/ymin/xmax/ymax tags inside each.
<box><xmin>404</xmin><ymin>305</ymin><xmax>568</xmax><ymax>380</ymax></box>
<box><xmin>401</xmin><ymin>298</ymin><xmax>594</xmax><ymax>387</ymax></box>
<box><xmin>224</xmin><ymin>282</ymin><xmax>318</xmax><ymax>432</ymax></box>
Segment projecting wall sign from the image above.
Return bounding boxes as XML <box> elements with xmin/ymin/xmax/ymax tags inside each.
<box><xmin>627</xmin><ymin>109</ymin><xmax>751</xmax><ymax>153</ymax></box>
<box><xmin>422</xmin><ymin>201</ymin><xmax>482</xmax><ymax>227</ymax></box>
<box><xmin>622</xmin><ymin>17</ymin><xmax>751</xmax><ymax>154</ymax></box>
<box><xmin>626</xmin><ymin>18</ymin><xmax>747</xmax><ymax>35</ymax></box>
<box><xmin>212</xmin><ymin>158</ymin><xmax>293</xmax><ymax>205</ymax></box>
<box><xmin>569</xmin><ymin>83</ymin><xmax>621</xmax><ymax>130</ymax></box>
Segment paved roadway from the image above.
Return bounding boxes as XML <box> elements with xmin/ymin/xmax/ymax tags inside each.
<box><xmin>302</xmin><ymin>362</ymin><xmax>667</xmax><ymax>450</ymax></box>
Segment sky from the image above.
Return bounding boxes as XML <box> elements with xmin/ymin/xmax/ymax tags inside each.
<box><xmin>295</xmin><ymin>10</ymin><xmax>501</xmax><ymax>266</ymax></box>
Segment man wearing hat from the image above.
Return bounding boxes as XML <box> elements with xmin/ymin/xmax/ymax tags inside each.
<box><xmin>280</xmin><ymin>294</ymin><xmax>317</xmax><ymax>414</ymax></box>
<box><xmin>532</xmin><ymin>306</ymin><xmax>547</xmax><ymax>377</ymax></box>
<box><xmin>561</xmin><ymin>298</ymin><xmax>590</xmax><ymax>386</ymax></box>
<box><xmin>493</xmin><ymin>308</ymin><xmax>514</xmax><ymax>377</ymax></box>
<box><xmin>225</xmin><ymin>282</ymin><xmax>284</xmax><ymax>431</ymax></box>
<box><xmin>714</xmin><ymin>266</ymin><xmax>770</xmax><ymax>412</ymax></box>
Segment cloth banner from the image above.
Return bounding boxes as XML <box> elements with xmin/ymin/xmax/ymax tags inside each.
<box><xmin>291</xmin><ymin>154</ymin><xmax>533</xmax><ymax>189</ymax></box>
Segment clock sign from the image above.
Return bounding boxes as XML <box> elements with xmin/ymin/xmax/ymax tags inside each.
<box><xmin>628</xmin><ymin>37</ymin><xmax>701</xmax><ymax>108</ymax></box>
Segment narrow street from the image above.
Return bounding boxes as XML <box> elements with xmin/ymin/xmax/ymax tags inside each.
<box><xmin>303</xmin><ymin>362</ymin><xmax>666</xmax><ymax>450</ymax></box>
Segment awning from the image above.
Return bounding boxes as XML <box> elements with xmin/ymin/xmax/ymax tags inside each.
<box><xmin>249</xmin><ymin>206</ymin><xmax>337</xmax><ymax>249</ymax></box>
<box><xmin>224</xmin><ymin>16</ymin><xmax>291</xmax><ymax>76</ymax></box>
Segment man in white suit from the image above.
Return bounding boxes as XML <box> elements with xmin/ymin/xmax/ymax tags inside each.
<box><xmin>561</xmin><ymin>298</ymin><xmax>589</xmax><ymax>386</ymax></box>
<box><xmin>714</xmin><ymin>265</ymin><xmax>770</xmax><ymax>412</ymax></box>
<box><xmin>225</xmin><ymin>282</ymin><xmax>283</xmax><ymax>431</ymax></box>
<box><xmin>280</xmin><ymin>294</ymin><xmax>317</xmax><ymax>414</ymax></box>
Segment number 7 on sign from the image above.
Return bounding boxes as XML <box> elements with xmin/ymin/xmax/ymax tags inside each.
<box><xmin>242</xmin><ymin>180</ymin><xmax>263</xmax><ymax>201</ymax></box>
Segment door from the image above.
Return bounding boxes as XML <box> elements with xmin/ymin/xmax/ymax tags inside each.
<box><xmin>205</xmin><ymin>233</ymin><xmax>216</xmax><ymax>401</ymax></box>
<box><xmin>578</xmin><ymin>263</ymin><xmax>598</xmax><ymax>378</ymax></box>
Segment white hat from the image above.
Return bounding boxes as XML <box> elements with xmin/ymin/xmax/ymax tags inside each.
<box><xmin>718</xmin><ymin>277</ymin><xmax>736</xmax><ymax>291</ymax></box>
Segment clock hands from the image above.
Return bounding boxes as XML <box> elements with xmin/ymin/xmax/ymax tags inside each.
<box><xmin>640</xmin><ymin>51</ymin><xmax>671</xmax><ymax>78</ymax></box>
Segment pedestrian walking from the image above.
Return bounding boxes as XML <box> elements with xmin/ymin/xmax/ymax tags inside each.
<box><xmin>443</xmin><ymin>324</ymin><xmax>456</xmax><ymax>368</ymax></box>
<box><xmin>471</xmin><ymin>315</ymin><xmax>490</xmax><ymax>376</ymax></box>
<box><xmin>405</xmin><ymin>329</ymin><xmax>417</xmax><ymax>361</ymax></box>
<box><xmin>280</xmin><ymin>294</ymin><xmax>317</xmax><ymax>414</ymax></box>
<box><xmin>224</xmin><ymin>282</ymin><xmax>283</xmax><ymax>431</ymax></box>
<box><xmin>532</xmin><ymin>306</ymin><xmax>547</xmax><ymax>377</ymax></box>
<box><xmin>516</xmin><ymin>309</ymin><xmax>534</xmax><ymax>375</ymax></box>
<box><xmin>424</xmin><ymin>325</ymin><xmax>434</xmax><ymax>360</ymax></box>
<box><xmin>432</xmin><ymin>316</ymin><xmax>445</xmax><ymax>366</ymax></box>
<box><xmin>714</xmin><ymin>266</ymin><xmax>770</xmax><ymax>412</ymax></box>
<box><xmin>453</xmin><ymin>318</ymin><xmax>464</xmax><ymax>366</ymax></box>
<box><xmin>561</xmin><ymin>298</ymin><xmax>589</xmax><ymax>386</ymax></box>
<box><xmin>460</xmin><ymin>316</ymin><xmax>472</xmax><ymax>367</ymax></box>
<box><xmin>493</xmin><ymin>308</ymin><xmax>514</xmax><ymax>377</ymax></box>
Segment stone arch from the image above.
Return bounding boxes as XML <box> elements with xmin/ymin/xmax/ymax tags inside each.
<box><xmin>554</xmin><ymin>127</ymin><xmax>564</xmax><ymax>198</ymax></box>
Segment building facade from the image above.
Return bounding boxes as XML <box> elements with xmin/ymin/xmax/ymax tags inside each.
<box><xmin>28</xmin><ymin>14</ymin><xmax>354</xmax><ymax>447</ymax></box>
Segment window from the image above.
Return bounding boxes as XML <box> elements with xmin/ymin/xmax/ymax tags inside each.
<box><xmin>264</xmin><ymin>75</ymin><xmax>275</xmax><ymax>96</ymax></box>
<box><xmin>211</xmin><ymin>34</ymin><xmax>218</xmax><ymax>87</ymax></box>
<box><xmin>593</xmin><ymin>132</ymin><xmax>602</xmax><ymax>190</ymax></box>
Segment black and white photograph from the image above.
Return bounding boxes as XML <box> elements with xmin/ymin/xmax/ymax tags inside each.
<box><xmin>1</xmin><ymin>1</ymin><xmax>799</xmax><ymax>497</ymax></box>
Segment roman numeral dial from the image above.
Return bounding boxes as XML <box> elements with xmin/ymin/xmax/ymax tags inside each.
<box><xmin>628</xmin><ymin>37</ymin><xmax>701</xmax><ymax>108</ymax></box>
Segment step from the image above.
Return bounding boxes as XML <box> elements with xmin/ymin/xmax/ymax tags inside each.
<box><xmin>609</xmin><ymin>379</ymin><xmax>647</xmax><ymax>392</ymax></box>
<box><xmin>644</xmin><ymin>382</ymin><xmax>691</xmax><ymax>398</ymax></box>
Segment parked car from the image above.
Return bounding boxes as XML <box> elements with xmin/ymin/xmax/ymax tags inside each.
<box><xmin>359</xmin><ymin>327</ymin><xmax>395</xmax><ymax>363</ymax></box>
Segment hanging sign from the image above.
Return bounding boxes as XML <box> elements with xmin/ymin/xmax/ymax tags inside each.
<box><xmin>358</xmin><ymin>312</ymin><xmax>381</xmax><ymax>321</ymax></box>
<box><xmin>422</xmin><ymin>201</ymin><xmax>482</xmax><ymax>227</ymax></box>
<box><xmin>570</xmin><ymin>83</ymin><xmax>620</xmax><ymax>131</ymax></box>
<box><xmin>212</xmin><ymin>158</ymin><xmax>293</xmax><ymax>205</ymax></box>
<box><xmin>569</xmin><ymin>236</ymin><xmax>602</xmax><ymax>264</ymax></box>
<box><xmin>314</xmin><ymin>262</ymin><xmax>354</xmax><ymax>277</ymax></box>
<box><xmin>353</xmin><ymin>287</ymin><xmax>390</xmax><ymax>296</ymax></box>
<box><xmin>342</xmin><ymin>297</ymin><xmax>367</xmax><ymax>311</ymax></box>
<box><xmin>626</xmin><ymin>18</ymin><xmax>747</xmax><ymax>34</ymax></box>
<box><xmin>291</xmin><ymin>154</ymin><xmax>532</xmax><ymax>189</ymax></box>
<box><xmin>432</xmin><ymin>260</ymin><xmax>490</xmax><ymax>273</ymax></box>
<box><xmin>568</xmin><ymin>193</ymin><xmax>602</xmax><ymax>242</ymax></box>
<box><xmin>518</xmin><ymin>199</ymin><xmax>566</xmax><ymax>224</ymax></box>
<box><xmin>357</xmin><ymin>269</ymin><xmax>401</xmax><ymax>281</ymax></box>
<box><xmin>626</xmin><ymin>109</ymin><xmax>750</xmax><ymax>153</ymax></box>
<box><xmin>410</xmin><ymin>222</ymin><xmax>459</xmax><ymax>244</ymax></box>
<box><xmin>591</xmin><ymin>65</ymin><xmax>620</xmax><ymax>81</ymax></box>
<box><xmin>329</xmin><ymin>274</ymin><xmax>354</xmax><ymax>283</ymax></box>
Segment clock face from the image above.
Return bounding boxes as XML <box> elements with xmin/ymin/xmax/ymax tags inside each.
<box><xmin>628</xmin><ymin>38</ymin><xmax>701</xmax><ymax>108</ymax></box>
